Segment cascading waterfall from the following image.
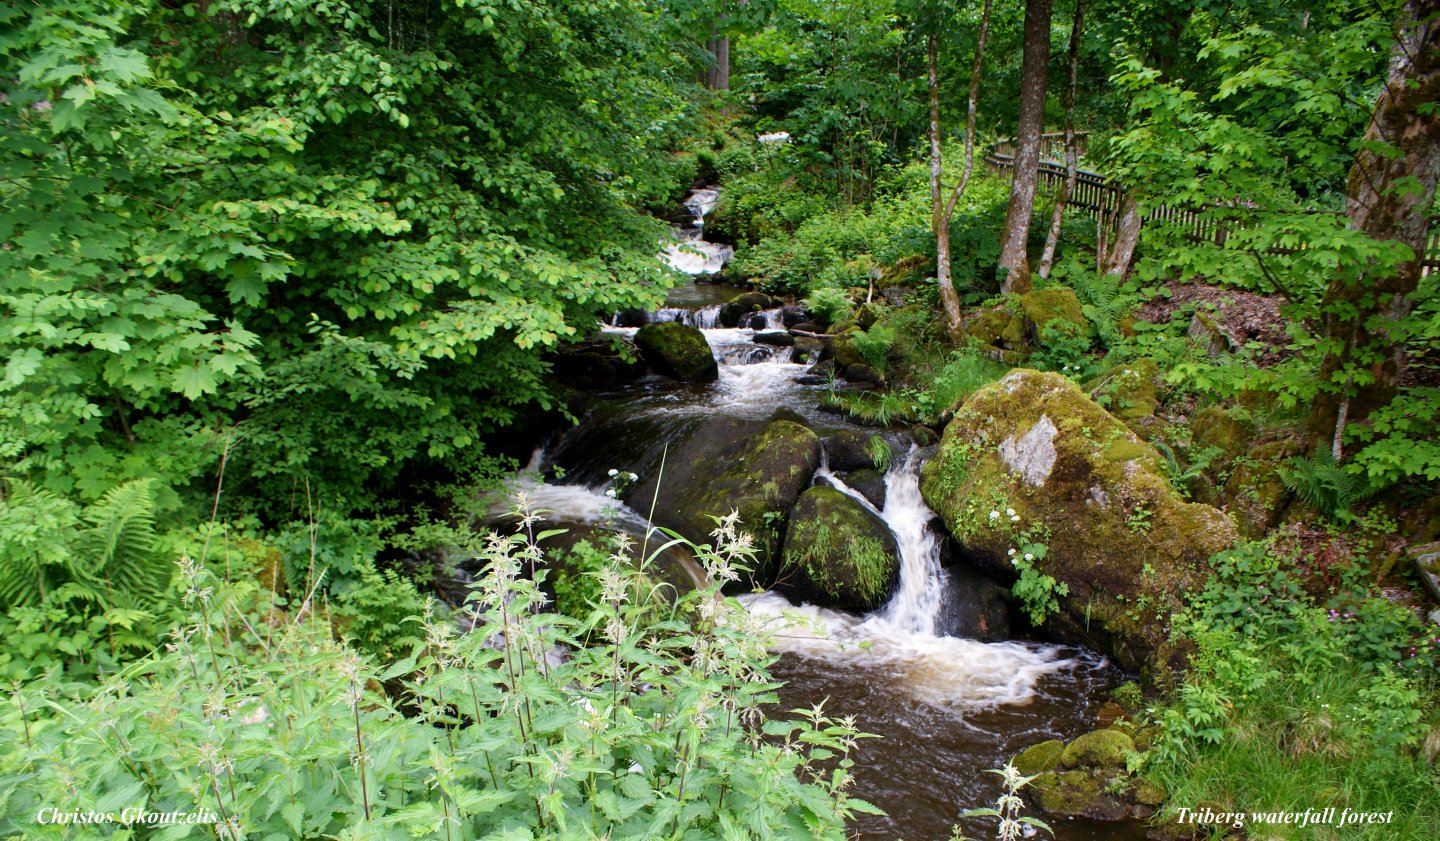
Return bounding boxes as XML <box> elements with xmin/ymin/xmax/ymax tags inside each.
<box><xmin>496</xmin><ymin>187</ymin><xmax>1128</xmax><ymax>840</ymax></box>
<box><xmin>662</xmin><ymin>187</ymin><xmax>733</xmax><ymax>275</ymax></box>
<box><xmin>742</xmin><ymin>453</ymin><xmax>1073</xmax><ymax>709</ymax></box>
<box><xmin>877</xmin><ymin>450</ymin><xmax>947</xmax><ymax>636</ymax></box>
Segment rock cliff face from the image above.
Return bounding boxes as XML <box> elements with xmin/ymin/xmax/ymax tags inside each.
<box><xmin>920</xmin><ymin>369</ymin><xmax>1238</xmax><ymax>671</ymax></box>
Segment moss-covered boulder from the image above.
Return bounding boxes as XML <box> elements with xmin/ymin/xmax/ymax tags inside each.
<box><xmin>1061</xmin><ymin>729</ymin><xmax>1134</xmax><ymax>769</ymax></box>
<box><xmin>719</xmin><ymin>291</ymin><xmax>777</xmax><ymax>327</ymax></box>
<box><xmin>879</xmin><ymin>254</ymin><xmax>930</xmax><ymax>288</ymax></box>
<box><xmin>962</xmin><ymin>305</ymin><xmax>1027</xmax><ymax>350</ymax></box>
<box><xmin>920</xmin><ymin>370</ymin><xmax>1238</xmax><ymax>671</ymax></box>
<box><xmin>1030</xmin><ymin>770</ymin><xmax>1128</xmax><ymax>821</ymax></box>
<box><xmin>624</xmin><ymin>418</ymin><xmax>821</xmax><ymax>575</ymax></box>
<box><xmin>1222</xmin><ymin>438</ymin><xmax>1295</xmax><ymax>538</ymax></box>
<box><xmin>1191</xmin><ymin>405</ymin><xmax>1254</xmax><ymax>459</ymax></box>
<box><xmin>1087</xmin><ymin>358</ymin><xmax>1159</xmax><ymax>423</ymax></box>
<box><xmin>829</xmin><ymin>328</ymin><xmax>868</xmax><ymax>369</ymax></box>
<box><xmin>1017</xmin><ymin>289</ymin><xmax>1088</xmax><ymax>339</ymax></box>
<box><xmin>634</xmin><ymin>322</ymin><xmax>718</xmax><ymax>382</ymax></box>
<box><xmin>1013</xmin><ymin>740</ymin><xmax>1065</xmax><ymax>777</ymax></box>
<box><xmin>781</xmin><ymin>486</ymin><xmax>899</xmax><ymax>611</ymax></box>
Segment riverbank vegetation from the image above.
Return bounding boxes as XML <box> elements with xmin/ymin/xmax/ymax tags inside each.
<box><xmin>3</xmin><ymin>0</ymin><xmax>1439</xmax><ymax>838</ymax></box>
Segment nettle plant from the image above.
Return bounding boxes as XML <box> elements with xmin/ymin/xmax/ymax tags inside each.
<box><xmin>1</xmin><ymin>508</ymin><xmax>879</xmax><ymax>839</ymax></box>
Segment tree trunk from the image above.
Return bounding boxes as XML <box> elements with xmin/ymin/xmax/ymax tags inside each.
<box><xmin>996</xmin><ymin>0</ymin><xmax>1054</xmax><ymax>294</ymax></box>
<box><xmin>1038</xmin><ymin>0</ymin><xmax>1086</xmax><ymax>279</ymax></box>
<box><xmin>928</xmin><ymin>32</ymin><xmax>964</xmax><ymax>337</ymax></box>
<box><xmin>1102</xmin><ymin>190</ymin><xmax>1142</xmax><ymax>281</ymax></box>
<box><xmin>704</xmin><ymin>31</ymin><xmax>730</xmax><ymax>90</ymax></box>
<box><xmin>927</xmin><ymin>2</ymin><xmax>992</xmax><ymax>340</ymax></box>
<box><xmin>1308</xmin><ymin>0</ymin><xmax>1440</xmax><ymax>456</ymax></box>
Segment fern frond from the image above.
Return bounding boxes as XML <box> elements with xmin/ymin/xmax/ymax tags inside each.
<box><xmin>1277</xmin><ymin>451</ymin><xmax>1376</xmax><ymax>521</ymax></box>
<box><xmin>0</xmin><ymin>479</ymin><xmax>81</xmax><ymax>609</ymax></box>
<box><xmin>74</xmin><ymin>479</ymin><xmax>170</xmax><ymax>606</ymax></box>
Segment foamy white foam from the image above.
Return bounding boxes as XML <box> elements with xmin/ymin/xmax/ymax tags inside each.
<box><xmin>743</xmin><ymin>452</ymin><xmax>1076</xmax><ymax>710</ymax></box>
<box><xmin>739</xmin><ymin>591</ymin><xmax>1072</xmax><ymax>709</ymax></box>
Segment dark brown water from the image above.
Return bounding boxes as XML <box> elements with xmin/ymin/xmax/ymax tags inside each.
<box><xmin>769</xmin><ymin>651</ymin><xmax>1151</xmax><ymax>841</ymax></box>
<box><xmin>537</xmin><ymin>260</ymin><xmax>1155</xmax><ymax>840</ymax></box>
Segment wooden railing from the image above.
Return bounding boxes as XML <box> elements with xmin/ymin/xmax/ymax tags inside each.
<box><xmin>983</xmin><ymin>139</ymin><xmax>1440</xmax><ymax>273</ymax></box>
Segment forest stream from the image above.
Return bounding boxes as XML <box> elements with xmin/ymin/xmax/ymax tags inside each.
<box><xmin>482</xmin><ymin>191</ymin><xmax>1149</xmax><ymax>840</ymax></box>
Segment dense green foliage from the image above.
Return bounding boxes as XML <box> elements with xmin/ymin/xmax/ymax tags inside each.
<box><xmin>0</xmin><ymin>517</ymin><xmax>879</xmax><ymax>839</ymax></box>
<box><xmin>1145</xmin><ymin>541</ymin><xmax>1440</xmax><ymax>839</ymax></box>
<box><xmin>1</xmin><ymin>0</ymin><xmax>698</xmax><ymax>515</ymax></box>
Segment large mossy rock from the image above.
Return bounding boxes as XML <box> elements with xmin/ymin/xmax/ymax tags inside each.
<box><xmin>962</xmin><ymin>305</ymin><xmax>1027</xmax><ymax>350</ymax></box>
<box><xmin>1061</xmin><ymin>729</ymin><xmax>1134</xmax><ymax>769</ymax></box>
<box><xmin>625</xmin><ymin>418</ymin><xmax>820</xmax><ymax>576</ymax></box>
<box><xmin>780</xmin><ymin>485</ymin><xmax>899</xmax><ymax>611</ymax></box>
<box><xmin>634</xmin><ymin>322</ymin><xmax>718</xmax><ymax>382</ymax></box>
<box><xmin>919</xmin><ymin>370</ymin><xmax>1238</xmax><ymax>671</ymax></box>
<box><xmin>1017</xmin><ymin>289</ymin><xmax>1088</xmax><ymax>339</ymax></box>
<box><xmin>719</xmin><ymin>291</ymin><xmax>777</xmax><ymax>327</ymax></box>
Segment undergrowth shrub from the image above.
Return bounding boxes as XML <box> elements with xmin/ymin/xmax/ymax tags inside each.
<box><xmin>1144</xmin><ymin>540</ymin><xmax>1440</xmax><ymax>839</ymax></box>
<box><xmin>0</xmin><ymin>509</ymin><xmax>880</xmax><ymax>839</ymax></box>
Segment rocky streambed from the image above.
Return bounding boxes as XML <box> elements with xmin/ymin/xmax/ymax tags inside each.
<box><xmin>479</xmin><ymin>191</ymin><xmax>1242</xmax><ymax>839</ymax></box>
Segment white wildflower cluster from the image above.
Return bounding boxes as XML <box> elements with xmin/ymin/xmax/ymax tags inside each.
<box><xmin>337</xmin><ymin>652</ymin><xmax>366</xmax><ymax>707</ymax></box>
<box><xmin>176</xmin><ymin>556</ymin><xmax>213</xmax><ymax>608</ymax></box>
<box><xmin>604</xmin><ymin>468</ymin><xmax>639</xmax><ymax>498</ymax></box>
<box><xmin>704</xmin><ymin>510</ymin><xmax>754</xmax><ymax>586</ymax></box>
<box><xmin>1059</xmin><ymin>363</ymin><xmax>1083</xmax><ymax>375</ymax></box>
<box><xmin>957</xmin><ymin>762</ymin><xmax>1046</xmax><ymax>841</ymax></box>
<box><xmin>988</xmin><ymin>507</ymin><xmax>1021</xmax><ymax>524</ymax></box>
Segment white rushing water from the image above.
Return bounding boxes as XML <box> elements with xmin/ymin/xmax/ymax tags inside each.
<box><xmin>586</xmin><ymin>249</ymin><xmax>1078</xmax><ymax>711</ymax></box>
<box><xmin>661</xmin><ymin>187</ymin><xmax>734</xmax><ymax>275</ymax></box>
<box><xmin>740</xmin><ymin>453</ymin><xmax>1074</xmax><ymax>711</ymax></box>
<box><xmin>486</xmin><ymin>462</ymin><xmax>706</xmax><ymax>593</ymax></box>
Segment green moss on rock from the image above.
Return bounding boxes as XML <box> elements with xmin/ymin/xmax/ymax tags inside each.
<box><xmin>634</xmin><ymin>322</ymin><xmax>718</xmax><ymax>382</ymax></box>
<box><xmin>830</xmin><ymin>328</ymin><xmax>868</xmax><ymax>370</ymax></box>
<box><xmin>1014</xmin><ymin>739</ymin><xmax>1065</xmax><ymax>777</ymax></box>
<box><xmin>1133</xmin><ymin>780</ymin><xmax>1166</xmax><ymax>807</ymax></box>
<box><xmin>1191</xmin><ymin>405</ymin><xmax>1254</xmax><ymax>459</ymax></box>
<box><xmin>782</xmin><ymin>485</ymin><xmax>899</xmax><ymax>611</ymax></box>
<box><xmin>1031</xmin><ymin>770</ymin><xmax>1128</xmax><ymax>820</ymax></box>
<box><xmin>625</xmin><ymin>418</ymin><xmax>820</xmax><ymax>574</ymax></box>
<box><xmin>1017</xmin><ymin>289</ymin><xmax>1088</xmax><ymax>336</ymax></box>
<box><xmin>1222</xmin><ymin>438</ymin><xmax>1296</xmax><ymax>538</ymax></box>
<box><xmin>720</xmin><ymin>291</ymin><xmax>777</xmax><ymax>327</ymax></box>
<box><xmin>1087</xmin><ymin>358</ymin><xmax>1159</xmax><ymax>422</ymax></box>
<box><xmin>919</xmin><ymin>370</ymin><xmax>1238</xmax><ymax>672</ymax></box>
<box><xmin>1061</xmin><ymin>729</ymin><xmax>1135</xmax><ymax>769</ymax></box>
<box><xmin>962</xmin><ymin>305</ymin><xmax>1027</xmax><ymax>349</ymax></box>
